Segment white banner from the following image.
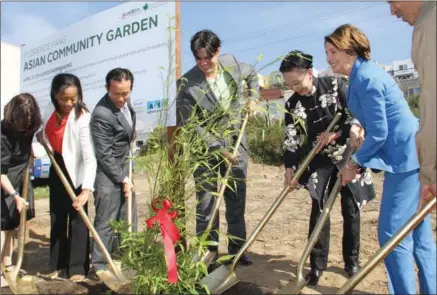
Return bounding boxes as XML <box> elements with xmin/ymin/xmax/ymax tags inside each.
<box><xmin>20</xmin><ymin>1</ymin><xmax>177</xmax><ymax>141</ymax></box>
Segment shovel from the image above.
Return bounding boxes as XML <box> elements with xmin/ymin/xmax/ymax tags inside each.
<box><xmin>336</xmin><ymin>196</ymin><xmax>437</xmax><ymax>294</ymax></box>
<box><xmin>40</xmin><ymin>139</ymin><xmax>132</xmax><ymax>293</ymax></box>
<box><xmin>127</xmin><ymin>144</ymin><xmax>134</xmax><ymax>233</ymax></box>
<box><xmin>193</xmin><ymin>111</ymin><xmax>250</xmax><ymax>267</ymax></box>
<box><xmin>2</xmin><ymin>156</ymin><xmax>39</xmax><ymax>294</ymax></box>
<box><xmin>276</xmin><ymin>144</ymin><xmax>356</xmax><ymax>294</ymax></box>
<box><xmin>199</xmin><ymin>113</ymin><xmax>342</xmax><ymax>294</ymax></box>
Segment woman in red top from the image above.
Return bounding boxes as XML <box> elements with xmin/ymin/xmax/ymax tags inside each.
<box><xmin>39</xmin><ymin>73</ymin><xmax>97</xmax><ymax>282</ymax></box>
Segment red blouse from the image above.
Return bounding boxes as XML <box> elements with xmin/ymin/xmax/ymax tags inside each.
<box><xmin>45</xmin><ymin>112</ymin><xmax>68</xmax><ymax>154</ymax></box>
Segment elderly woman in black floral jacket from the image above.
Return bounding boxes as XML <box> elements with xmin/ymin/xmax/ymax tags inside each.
<box><xmin>280</xmin><ymin>50</ymin><xmax>375</xmax><ymax>286</ymax></box>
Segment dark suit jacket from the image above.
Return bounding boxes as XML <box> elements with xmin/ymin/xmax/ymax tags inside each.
<box><xmin>176</xmin><ymin>54</ymin><xmax>259</xmax><ymax>151</ymax></box>
<box><xmin>90</xmin><ymin>94</ymin><xmax>136</xmax><ymax>187</ymax></box>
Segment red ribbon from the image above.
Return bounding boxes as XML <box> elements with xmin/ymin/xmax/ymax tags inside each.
<box><xmin>146</xmin><ymin>198</ymin><xmax>181</xmax><ymax>284</ymax></box>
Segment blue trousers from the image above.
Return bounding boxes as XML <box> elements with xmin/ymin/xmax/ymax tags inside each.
<box><xmin>379</xmin><ymin>169</ymin><xmax>436</xmax><ymax>294</ymax></box>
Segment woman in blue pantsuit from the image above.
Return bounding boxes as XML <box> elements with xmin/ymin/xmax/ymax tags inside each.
<box><xmin>323</xmin><ymin>24</ymin><xmax>436</xmax><ymax>294</ymax></box>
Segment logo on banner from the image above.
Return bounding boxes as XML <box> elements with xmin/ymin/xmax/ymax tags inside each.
<box><xmin>146</xmin><ymin>99</ymin><xmax>168</xmax><ymax>113</ymax></box>
<box><xmin>120</xmin><ymin>4</ymin><xmax>149</xmax><ymax>19</ymax></box>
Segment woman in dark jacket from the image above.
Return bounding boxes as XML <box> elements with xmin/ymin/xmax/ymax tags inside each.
<box><xmin>1</xmin><ymin>93</ymin><xmax>42</xmax><ymax>287</ymax></box>
<box><xmin>280</xmin><ymin>50</ymin><xmax>375</xmax><ymax>286</ymax></box>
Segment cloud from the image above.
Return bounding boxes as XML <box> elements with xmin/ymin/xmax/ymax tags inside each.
<box><xmin>2</xmin><ymin>13</ymin><xmax>58</xmax><ymax>46</ymax></box>
<box><xmin>1</xmin><ymin>2</ymin><xmax>93</xmax><ymax>46</ymax></box>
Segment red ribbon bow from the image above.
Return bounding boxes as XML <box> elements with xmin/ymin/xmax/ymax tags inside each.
<box><xmin>146</xmin><ymin>198</ymin><xmax>181</xmax><ymax>284</ymax></box>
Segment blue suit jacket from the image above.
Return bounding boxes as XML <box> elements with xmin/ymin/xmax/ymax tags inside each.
<box><xmin>348</xmin><ymin>57</ymin><xmax>419</xmax><ymax>173</ymax></box>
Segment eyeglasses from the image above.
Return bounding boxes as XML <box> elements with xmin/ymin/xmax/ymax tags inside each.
<box><xmin>287</xmin><ymin>71</ymin><xmax>308</xmax><ymax>90</ymax></box>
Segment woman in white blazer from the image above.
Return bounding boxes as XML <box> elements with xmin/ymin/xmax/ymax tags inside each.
<box><xmin>39</xmin><ymin>73</ymin><xmax>96</xmax><ymax>282</ymax></box>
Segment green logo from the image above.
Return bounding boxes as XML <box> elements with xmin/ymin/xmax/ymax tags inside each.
<box><xmin>143</xmin><ymin>3</ymin><xmax>149</xmax><ymax>11</ymax></box>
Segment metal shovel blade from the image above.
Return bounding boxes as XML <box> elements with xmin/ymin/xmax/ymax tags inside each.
<box><xmin>199</xmin><ymin>265</ymin><xmax>238</xmax><ymax>294</ymax></box>
<box><xmin>96</xmin><ymin>260</ymin><xmax>134</xmax><ymax>294</ymax></box>
<box><xmin>200</xmin><ymin>250</ymin><xmax>218</xmax><ymax>266</ymax></box>
<box><xmin>275</xmin><ymin>274</ymin><xmax>308</xmax><ymax>295</ymax></box>
<box><xmin>2</xmin><ymin>265</ymin><xmax>39</xmax><ymax>294</ymax></box>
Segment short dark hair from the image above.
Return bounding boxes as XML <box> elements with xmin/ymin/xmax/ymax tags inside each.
<box><xmin>105</xmin><ymin>68</ymin><xmax>134</xmax><ymax>90</ymax></box>
<box><xmin>3</xmin><ymin>93</ymin><xmax>42</xmax><ymax>136</ymax></box>
<box><xmin>279</xmin><ymin>50</ymin><xmax>313</xmax><ymax>73</ymax></box>
<box><xmin>190</xmin><ymin>29</ymin><xmax>221</xmax><ymax>59</ymax></box>
<box><xmin>50</xmin><ymin>73</ymin><xmax>88</xmax><ymax>119</ymax></box>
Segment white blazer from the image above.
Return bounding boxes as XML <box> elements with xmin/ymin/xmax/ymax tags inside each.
<box><xmin>42</xmin><ymin>104</ymin><xmax>97</xmax><ymax>191</ymax></box>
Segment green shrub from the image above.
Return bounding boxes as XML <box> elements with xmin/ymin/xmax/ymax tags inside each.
<box><xmin>406</xmin><ymin>94</ymin><xmax>420</xmax><ymax>118</ymax></box>
<box><xmin>247</xmin><ymin>115</ymin><xmax>284</xmax><ymax>166</ymax></box>
<box><xmin>139</xmin><ymin>125</ymin><xmax>167</xmax><ymax>156</ymax></box>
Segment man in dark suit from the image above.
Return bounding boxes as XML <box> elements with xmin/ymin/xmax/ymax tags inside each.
<box><xmin>90</xmin><ymin>68</ymin><xmax>137</xmax><ymax>272</ymax></box>
<box><xmin>176</xmin><ymin>30</ymin><xmax>259</xmax><ymax>266</ymax></box>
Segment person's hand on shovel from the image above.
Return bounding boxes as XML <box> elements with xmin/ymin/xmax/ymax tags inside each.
<box><xmin>223</xmin><ymin>150</ymin><xmax>239</xmax><ymax>165</ymax></box>
<box><xmin>14</xmin><ymin>193</ymin><xmax>28</xmax><ymax>213</ymax></box>
<box><xmin>73</xmin><ymin>189</ymin><xmax>91</xmax><ymax>211</ymax></box>
<box><xmin>122</xmin><ymin>177</ymin><xmax>134</xmax><ymax>198</ymax></box>
<box><xmin>417</xmin><ymin>183</ymin><xmax>436</xmax><ymax>212</ymax></box>
<box><xmin>315</xmin><ymin>131</ymin><xmax>340</xmax><ymax>154</ymax></box>
<box><xmin>284</xmin><ymin>168</ymin><xmax>299</xmax><ymax>189</ymax></box>
<box><xmin>338</xmin><ymin>160</ymin><xmax>359</xmax><ymax>186</ymax></box>
<box><xmin>349</xmin><ymin>124</ymin><xmax>365</xmax><ymax>149</ymax></box>
<box><xmin>36</xmin><ymin>130</ymin><xmax>43</xmax><ymax>143</ymax></box>
<box><xmin>245</xmin><ymin>99</ymin><xmax>258</xmax><ymax>118</ymax></box>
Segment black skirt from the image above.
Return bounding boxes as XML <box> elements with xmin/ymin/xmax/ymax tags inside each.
<box><xmin>1</xmin><ymin>161</ymin><xmax>35</xmax><ymax>231</ymax></box>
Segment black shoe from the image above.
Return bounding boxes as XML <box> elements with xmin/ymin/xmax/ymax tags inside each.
<box><xmin>305</xmin><ymin>269</ymin><xmax>323</xmax><ymax>286</ymax></box>
<box><xmin>345</xmin><ymin>266</ymin><xmax>359</xmax><ymax>278</ymax></box>
<box><xmin>238</xmin><ymin>255</ymin><xmax>253</xmax><ymax>266</ymax></box>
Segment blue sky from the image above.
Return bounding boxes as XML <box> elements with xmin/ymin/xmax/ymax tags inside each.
<box><xmin>1</xmin><ymin>1</ymin><xmax>413</xmax><ymax>75</ymax></box>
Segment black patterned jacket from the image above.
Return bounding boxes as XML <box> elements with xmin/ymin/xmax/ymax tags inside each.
<box><xmin>283</xmin><ymin>76</ymin><xmax>375</xmax><ymax>208</ymax></box>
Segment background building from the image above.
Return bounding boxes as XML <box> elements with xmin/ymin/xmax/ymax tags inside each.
<box><xmin>379</xmin><ymin>58</ymin><xmax>420</xmax><ymax>97</ymax></box>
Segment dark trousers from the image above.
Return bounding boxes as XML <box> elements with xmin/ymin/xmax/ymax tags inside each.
<box><xmin>49</xmin><ymin>152</ymin><xmax>90</xmax><ymax>276</ymax></box>
<box><xmin>91</xmin><ymin>179</ymin><xmax>138</xmax><ymax>271</ymax></box>
<box><xmin>193</xmin><ymin>145</ymin><xmax>248</xmax><ymax>254</ymax></box>
<box><xmin>309</xmin><ymin>171</ymin><xmax>360</xmax><ymax>271</ymax></box>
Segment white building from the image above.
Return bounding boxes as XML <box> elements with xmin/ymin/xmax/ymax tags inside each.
<box><xmin>268</xmin><ymin>70</ymin><xmax>283</xmax><ymax>88</ymax></box>
<box><xmin>379</xmin><ymin>58</ymin><xmax>420</xmax><ymax>97</ymax></box>
<box><xmin>253</xmin><ymin>88</ymin><xmax>294</xmax><ymax>120</ymax></box>
<box><xmin>257</xmin><ymin>73</ymin><xmax>269</xmax><ymax>89</ymax></box>
<box><xmin>379</xmin><ymin>58</ymin><xmax>417</xmax><ymax>81</ymax></box>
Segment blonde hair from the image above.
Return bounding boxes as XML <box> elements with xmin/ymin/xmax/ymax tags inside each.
<box><xmin>324</xmin><ymin>24</ymin><xmax>371</xmax><ymax>61</ymax></box>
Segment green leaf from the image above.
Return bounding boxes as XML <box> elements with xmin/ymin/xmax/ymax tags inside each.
<box><xmin>216</xmin><ymin>254</ymin><xmax>235</xmax><ymax>263</ymax></box>
<box><xmin>200</xmin><ymin>240</ymin><xmax>219</xmax><ymax>247</ymax></box>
